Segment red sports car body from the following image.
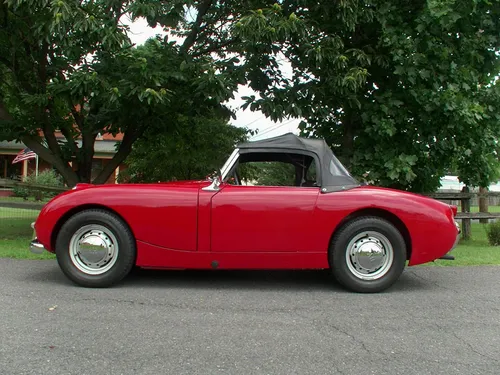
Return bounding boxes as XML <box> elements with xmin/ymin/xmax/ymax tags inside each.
<box><xmin>30</xmin><ymin>133</ymin><xmax>460</xmax><ymax>292</ymax></box>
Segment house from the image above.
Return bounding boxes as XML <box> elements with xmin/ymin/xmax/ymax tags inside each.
<box><xmin>0</xmin><ymin>132</ymin><xmax>126</xmax><ymax>184</ymax></box>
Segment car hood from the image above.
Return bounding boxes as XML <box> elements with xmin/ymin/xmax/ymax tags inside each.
<box><xmin>72</xmin><ymin>179</ymin><xmax>211</xmax><ymax>191</ymax></box>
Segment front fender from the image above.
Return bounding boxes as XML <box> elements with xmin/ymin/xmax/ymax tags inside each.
<box><xmin>34</xmin><ymin>183</ymin><xmax>200</xmax><ymax>252</ymax></box>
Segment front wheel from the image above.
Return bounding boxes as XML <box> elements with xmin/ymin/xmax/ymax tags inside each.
<box><xmin>330</xmin><ymin>216</ymin><xmax>407</xmax><ymax>293</ymax></box>
<box><xmin>55</xmin><ymin>209</ymin><xmax>136</xmax><ymax>287</ymax></box>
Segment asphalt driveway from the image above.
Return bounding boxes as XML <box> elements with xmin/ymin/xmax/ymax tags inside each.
<box><xmin>0</xmin><ymin>259</ymin><xmax>499</xmax><ymax>375</ymax></box>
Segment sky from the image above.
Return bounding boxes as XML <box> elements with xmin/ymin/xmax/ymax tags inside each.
<box><xmin>125</xmin><ymin>17</ymin><xmax>301</xmax><ymax>141</ymax></box>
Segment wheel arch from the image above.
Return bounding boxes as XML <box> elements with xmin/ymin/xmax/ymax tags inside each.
<box><xmin>330</xmin><ymin>208</ymin><xmax>412</xmax><ymax>260</ymax></box>
<box><xmin>50</xmin><ymin>204</ymin><xmax>137</xmax><ymax>252</ymax></box>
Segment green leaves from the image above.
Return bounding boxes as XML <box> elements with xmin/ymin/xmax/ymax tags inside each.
<box><xmin>235</xmin><ymin>5</ymin><xmax>305</xmax><ymax>42</ymax></box>
<box><xmin>123</xmin><ymin>115</ymin><xmax>250</xmax><ymax>183</ymax></box>
<box><xmin>1</xmin><ymin>0</ymin><xmax>498</xmax><ymax>191</ymax></box>
<box><xmin>295</xmin><ymin>0</ymin><xmax>500</xmax><ymax>192</ymax></box>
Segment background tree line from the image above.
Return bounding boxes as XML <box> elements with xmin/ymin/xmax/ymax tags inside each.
<box><xmin>0</xmin><ymin>0</ymin><xmax>499</xmax><ymax>192</ymax></box>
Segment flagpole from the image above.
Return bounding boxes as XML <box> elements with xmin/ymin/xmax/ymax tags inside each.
<box><xmin>35</xmin><ymin>153</ymin><xmax>39</xmax><ymax>177</ymax></box>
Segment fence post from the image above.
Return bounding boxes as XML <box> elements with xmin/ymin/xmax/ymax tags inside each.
<box><xmin>479</xmin><ymin>186</ymin><xmax>489</xmax><ymax>224</ymax></box>
<box><xmin>461</xmin><ymin>186</ymin><xmax>471</xmax><ymax>240</ymax></box>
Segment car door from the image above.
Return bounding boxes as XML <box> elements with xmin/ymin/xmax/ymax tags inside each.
<box><xmin>210</xmin><ymin>184</ymin><xmax>319</xmax><ymax>252</ymax></box>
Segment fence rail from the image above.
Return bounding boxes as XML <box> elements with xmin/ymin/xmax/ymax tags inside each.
<box><xmin>0</xmin><ymin>201</ymin><xmax>45</xmax><ymax>210</ymax></box>
<box><xmin>0</xmin><ymin>178</ymin><xmax>68</xmax><ymax>193</ymax></box>
<box><xmin>426</xmin><ymin>191</ymin><xmax>500</xmax><ymax>206</ymax></box>
<box><xmin>429</xmin><ymin>190</ymin><xmax>497</xmax><ymax>239</ymax></box>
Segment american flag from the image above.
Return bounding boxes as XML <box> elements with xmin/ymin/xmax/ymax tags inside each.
<box><xmin>12</xmin><ymin>148</ymin><xmax>36</xmax><ymax>164</ymax></box>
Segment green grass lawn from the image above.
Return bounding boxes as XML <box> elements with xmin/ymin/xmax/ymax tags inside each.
<box><xmin>424</xmin><ymin>222</ymin><xmax>500</xmax><ymax>266</ymax></box>
<box><xmin>469</xmin><ymin>205</ymin><xmax>500</xmax><ymax>212</ymax></box>
<box><xmin>0</xmin><ymin>207</ymin><xmax>55</xmax><ymax>260</ymax></box>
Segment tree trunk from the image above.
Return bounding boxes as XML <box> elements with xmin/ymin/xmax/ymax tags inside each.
<box><xmin>77</xmin><ymin>128</ymin><xmax>97</xmax><ymax>183</ymax></box>
<box><xmin>21</xmin><ymin>136</ymin><xmax>79</xmax><ymax>187</ymax></box>
<box><xmin>1</xmin><ymin>102</ymin><xmax>80</xmax><ymax>186</ymax></box>
<box><xmin>92</xmin><ymin>128</ymin><xmax>139</xmax><ymax>184</ymax></box>
<box><xmin>479</xmin><ymin>186</ymin><xmax>489</xmax><ymax>224</ymax></box>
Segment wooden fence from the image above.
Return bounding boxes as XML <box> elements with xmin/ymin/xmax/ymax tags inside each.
<box><xmin>0</xmin><ymin>178</ymin><xmax>68</xmax><ymax>211</ymax></box>
<box><xmin>0</xmin><ymin>178</ymin><xmax>68</xmax><ymax>193</ymax></box>
<box><xmin>428</xmin><ymin>191</ymin><xmax>500</xmax><ymax>240</ymax></box>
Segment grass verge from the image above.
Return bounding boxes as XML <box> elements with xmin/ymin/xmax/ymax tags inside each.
<box><xmin>424</xmin><ymin>222</ymin><xmax>500</xmax><ymax>266</ymax></box>
<box><xmin>0</xmin><ymin>238</ymin><xmax>55</xmax><ymax>260</ymax></box>
<box><xmin>0</xmin><ymin>208</ymin><xmax>55</xmax><ymax>260</ymax></box>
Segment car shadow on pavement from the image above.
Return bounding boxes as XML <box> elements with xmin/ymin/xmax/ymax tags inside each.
<box><xmin>126</xmin><ymin>268</ymin><xmax>342</xmax><ymax>292</ymax></box>
<box><xmin>27</xmin><ymin>261</ymin><xmax>429</xmax><ymax>293</ymax></box>
<box><xmin>119</xmin><ymin>267</ymin><xmax>429</xmax><ymax>293</ymax></box>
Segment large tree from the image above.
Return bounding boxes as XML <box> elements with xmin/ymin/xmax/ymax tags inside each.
<box><xmin>243</xmin><ymin>0</ymin><xmax>500</xmax><ymax>192</ymax></box>
<box><xmin>0</xmin><ymin>0</ymin><xmax>320</xmax><ymax>186</ymax></box>
<box><xmin>4</xmin><ymin>0</ymin><xmax>496</xmax><ymax>192</ymax></box>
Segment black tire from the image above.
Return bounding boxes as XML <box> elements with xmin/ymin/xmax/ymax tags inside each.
<box><xmin>55</xmin><ymin>209</ymin><xmax>136</xmax><ymax>288</ymax></box>
<box><xmin>329</xmin><ymin>216</ymin><xmax>406</xmax><ymax>293</ymax></box>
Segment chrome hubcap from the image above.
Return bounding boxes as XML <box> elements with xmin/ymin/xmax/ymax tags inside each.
<box><xmin>69</xmin><ymin>225</ymin><xmax>118</xmax><ymax>275</ymax></box>
<box><xmin>345</xmin><ymin>231</ymin><xmax>394</xmax><ymax>280</ymax></box>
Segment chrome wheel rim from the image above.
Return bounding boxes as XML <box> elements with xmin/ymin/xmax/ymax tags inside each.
<box><xmin>69</xmin><ymin>224</ymin><xmax>119</xmax><ymax>275</ymax></box>
<box><xmin>345</xmin><ymin>231</ymin><xmax>394</xmax><ymax>281</ymax></box>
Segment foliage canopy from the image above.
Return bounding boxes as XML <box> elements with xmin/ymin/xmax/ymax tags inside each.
<box><xmin>261</xmin><ymin>0</ymin><xmax>500</xmax><ymax>192</ymax></box>
<box><xmin>0</xmin><ymin>0</ymin><xmax>499</xmax><ymax>191</ymax></box>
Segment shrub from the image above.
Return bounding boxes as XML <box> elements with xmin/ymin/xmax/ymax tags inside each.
<box><xmin>12</xmin><ymin>170</ymin><xmax>64</xmax><ymax>201</ymax></box>
<box><xmin>12</xmin><ymin>185</ymin><xmax>29</xmax><ymax>199</ymax></box>
<box><xmin>486</xmin><ymin>221</ymin><xmax>500</xmax><ymax>246</ymax></box>
<box><xmin>31</xmin><ymin>169</ymin><xmax>63</xmax><ymax>186</ymax></box>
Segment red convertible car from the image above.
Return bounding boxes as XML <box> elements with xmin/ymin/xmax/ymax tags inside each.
<box><xmin>30</xmin><ymin>133</ymin><xmax>460</xmax><ymax>292</ymax></box>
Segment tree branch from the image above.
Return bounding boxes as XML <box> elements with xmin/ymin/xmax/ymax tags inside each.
<box><xmin>2</xmin><ymin>87</ymin><xmax>78</xmax><ymax>186</ymax></box>
<box><xmin>78</xmin><ymin>123</ymin><xmax>97</xmax><ymax>183</ymax></box>
<box><xmin>59</xmin><ymin>125</ymin><xmax>79</xmax><ymax>154</ymax></box>
<box><xmin>92</xmin><ymin>126</ymin><xmax>141</xmax><ymax>184</ymax></box>
<box><xmin>192</xmin><ymin>37</ymin><xmax>239</xmax><ymax>57</ymax></box>
<box><xmin>21</xmin><ymin>135</ymin><xmax>79</xmax><ymax>186</ymax></box>
<box><xmin>40</xmin><ymin>103</ymin><xmax>64</xmax><ymax>161</ymax></box>
<box><xmin>179</xmin><ymin>0</ymin><xmax>214</xmax><ymax>56</ymax></box>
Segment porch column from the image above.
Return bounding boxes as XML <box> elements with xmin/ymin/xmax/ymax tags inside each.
<box><xmin>22</xmin><ymin>159</ymin><xmax>28</xmax><ymax>178</ymax></box>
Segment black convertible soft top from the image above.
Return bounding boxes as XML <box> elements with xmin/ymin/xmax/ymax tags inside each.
<box><xmin>237</xmin><ymin>133</ymin><xmax>359</xmax><ymax>192</ymax></box>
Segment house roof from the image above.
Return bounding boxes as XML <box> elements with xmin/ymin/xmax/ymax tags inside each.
<box><xmin>0</xmin><ymin>138</ymin><xmax>119</xmax><ymax>158</ymax></box>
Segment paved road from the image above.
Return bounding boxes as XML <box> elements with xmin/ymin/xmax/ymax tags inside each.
<box><xmin>0</xmin><ymin>259</ymin><xmax>499</xmax><ymax>375</ymax></box>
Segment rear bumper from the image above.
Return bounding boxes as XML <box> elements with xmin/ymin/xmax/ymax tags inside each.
<box><xmin>439</xmin><ymin>221</ymin><xmax>460</xmax><ymax>260</ymax></box>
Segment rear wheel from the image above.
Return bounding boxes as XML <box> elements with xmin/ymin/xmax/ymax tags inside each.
<box><xmin>330</xmin><ymin>216</ymin><xmax>406</xmax><ymax>293</ymax></box>
<box><xmin>55</xmin><ymin>209</ymin><xmax>136</xmax><ymax>287</ymax></box>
